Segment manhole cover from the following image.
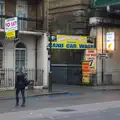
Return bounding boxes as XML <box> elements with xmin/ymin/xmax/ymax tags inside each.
<box><xmin>57</xmin><ymin>109</ymin><xmax>76</xmax><ymax>112</ymax></box>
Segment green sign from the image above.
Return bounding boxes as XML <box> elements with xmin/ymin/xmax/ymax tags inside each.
<box><xmin>93</xmin><ymin>0</ymin><xmax>120</xmax><ymax>7</ymax></box>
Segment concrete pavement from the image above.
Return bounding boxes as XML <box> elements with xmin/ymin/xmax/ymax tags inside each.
<box><xmin>1</xmin><ymin>84</ymin><xmax>120</xmax><ymax>100</ymax></box>
<box><xmin>93</xmin><ymin>85</ymin><xmax>120</xmax><ymax>91</ymax></box>
<box><xmin>0</xmin><ymin>88</ymin><xmax>68</xmax><ymax>100</ymax></box>
<box><xmin>53</xmin><ymin>84</ymin><xmax>120</xmax><ymax>93</ymax></box>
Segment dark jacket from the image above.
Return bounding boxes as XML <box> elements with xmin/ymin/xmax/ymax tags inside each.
<box><xmin>15</xmin><ymin>73</ymin><xmax>26</xmax><ymax>89</ymax></box>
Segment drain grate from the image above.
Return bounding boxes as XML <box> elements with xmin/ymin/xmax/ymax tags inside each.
<box><xmin>56</xmin><ymin>109</ymin><xmax>76</xmax><ymax>112</ymax></box>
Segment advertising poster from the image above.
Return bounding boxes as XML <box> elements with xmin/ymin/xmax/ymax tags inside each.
<box><xmin>85</xmin><ymin>49</ymin><xmax>96</xmax><ymax>74</ymax></box>
<box><xmin>48</xmin><ymin>35</ymin><xmax>96</xmax><ymax>49</ymax></box>
<box><xmin>5</xmin><ymin>17</ymin><xmax>18</xmax><ymax>40</ymax></box>
<box><xmin>82</xmin><ymin>61</ymin><xmax>90</xmax><ymax>84</ymax></box>
<box><xmin>106</xmin><ymin>32</ymin><xmax>115</xmax><ymax>51</ymax></box>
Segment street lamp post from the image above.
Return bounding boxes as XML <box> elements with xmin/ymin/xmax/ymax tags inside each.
<box><xmin>46</xmin><ymin>0</ymin><xmax>52</xmax><ymax>93</ymax></box>
<box><xmin>48</xmin><ymin>24</ymin><xmax>52</xmax><ymax>93</ymax></box>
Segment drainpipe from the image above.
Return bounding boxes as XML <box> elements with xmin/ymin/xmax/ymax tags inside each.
<box><xmin>101</xmin><ymin>19</ymin><xmax>104</xmax><ymax>85</ymax></box>
<box><xmin>19</xmin><ymin>31</ymin><xmax>43</xmax><ymax>36</ymax></box>
<box><xmin>0</xmin><ymin>29</ymin><xmax>43</xmax><ymax>36</ymax></box>
<box><xmin>35</xmin><ymin>0</ymin><xmax>38</xmax><ymax>85</ymax></box>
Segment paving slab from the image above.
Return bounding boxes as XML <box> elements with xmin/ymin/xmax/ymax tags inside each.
<box><xmin>1</xmin><ymin>84</ymin><xmax>120</xmax><ymax>100</ymax></box>
<box><xmin>93</xmin><ymin>85</ymin><xmax>120</xmax><ymax>91</ymax></box>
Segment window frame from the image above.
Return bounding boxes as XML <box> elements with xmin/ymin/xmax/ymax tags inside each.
<box><xmin>0</xmin><ymin>0</ymin><xmax>5</xmax><ymax>29</ymax></box>
<box><xmin>0</xmin><ymin>43</ymin><xmax>3</xmax><ymax>69</ymax></box>
<box><xmin>16</xmin><ymin>0</ymin><xmax>28</xmax><ymax>30</ymax></box>
<box><xmin>15</xmin><ymin>42</ymin><xmax>27</xmax><ymax>70</ymax></box>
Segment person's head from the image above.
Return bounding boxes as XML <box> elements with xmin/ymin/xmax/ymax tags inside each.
<box><xmin>16</xmin><ymin>68</ymin><xmax>23</xmax><ymax>75</ymax></box>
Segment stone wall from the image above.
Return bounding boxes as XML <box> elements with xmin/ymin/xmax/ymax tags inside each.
<box><xmin>95</xmin><ymin>27</ymin><xmax>120</xmax><ymax>85</ymax></box>
<box><xmin>48</xmin><ymin>0</ymin><xmax>91</xmax><ymax>35</ymax></box>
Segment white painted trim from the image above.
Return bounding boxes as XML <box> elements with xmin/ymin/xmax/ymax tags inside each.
<box><xmin>0</xmin><ymin>29</ymin><xmax>43</xmax><ymax>36</ymax></box>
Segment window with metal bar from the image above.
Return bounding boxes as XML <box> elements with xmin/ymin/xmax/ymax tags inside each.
<box><xmin>16</xmin><ymin>0</ymin><xmax>28</xmax><ymax>30</ymax></box>
<box><xmin>0</xmin><ymin>0</ymin><xmax>4</xmax><ymax>29</ymax></box>
<box><xmin>0</xmin><ymin>43</ymin><xmax>3</xmax><ymax>69</ymax></box>
<box><xmin>15</xmin><ymin>42</ymin><xmax>26</xmax><ymax>70</ymax></box>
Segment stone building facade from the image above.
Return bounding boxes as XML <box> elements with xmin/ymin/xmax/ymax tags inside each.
<box><xmin>0</xmin><ymin>0</ymin><xmax>49</xmax><ymax>89</ymax></box>
<box><xmin>48</xmin><ymin>0</ymin><xmax>91</xmax><ymax>35</ymax></box>
<box><xmin>89</xmin><ymin>0</ymin><xmax>120</xmax><ymax>85</ymax></box>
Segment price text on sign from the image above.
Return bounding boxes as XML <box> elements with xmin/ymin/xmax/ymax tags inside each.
<box><xmin>5</xmin><ymin>21</ymin><xmax>17</xmax><ymax>28</ymax></box>
<box><xmin>90</xmin><ymin>59</ymin><xmax>94</xmax><ymax>67</ymax></box>
<box><xmin>6</xmin><ymin>30</ymin><xmax>15</xmax><ymax>39</ymax></box>
<box><xmin>85</xmin><ymin>49</ymin><xmax>96</xmax><ymax>74</ymax></box>
<box><xmin>82</xmin><ymin>61</ymin><xmax>90</xmax><ymax>84</ymax></box>
<box><xmin>5</xmin><ymin>17</ymin><xmax>18</xmax><ymax>32</ymax></box>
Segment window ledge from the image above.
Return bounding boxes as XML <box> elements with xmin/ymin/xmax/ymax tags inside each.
<box><xmin>0</xmin><ymin>29</ymin><xmax>43</xmax><ymax>36</ymax></box>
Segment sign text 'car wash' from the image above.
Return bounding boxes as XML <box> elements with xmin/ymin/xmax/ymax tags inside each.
<box><xmin>48</xmin><ymin>35</ymin><xmax>96</xmax><ymax>50</ymax></box>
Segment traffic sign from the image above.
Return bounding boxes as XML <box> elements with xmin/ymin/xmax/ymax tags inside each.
<box><xmin>98</xmin><ymin>53</ymin><xmax>108</xmax><ymax>59</ymax></box>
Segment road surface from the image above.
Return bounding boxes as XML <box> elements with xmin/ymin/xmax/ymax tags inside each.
<box><xmin>1</xmin><ymin>100</ymin><xmax>120</xmax><ymax>120</ymax></box>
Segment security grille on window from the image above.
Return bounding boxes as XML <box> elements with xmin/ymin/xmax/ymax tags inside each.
<box><xmin>0</xmin><ymin>0</ymin><xmax>4</xmax><ymax>29</ymax></box>
<box><xmin>16</xmin><ymin>0</ymin><xmax>28</xmax><ymax>30</ymax></box>
<box><xmin>15</xmin><ymin>43</ymin><xmax>26</xmax><ymax>69</ymax></box>
<box><xmin>0</xmin><ymin>43</ymin><xmax>3</xmax><ymax>69</ymax></box>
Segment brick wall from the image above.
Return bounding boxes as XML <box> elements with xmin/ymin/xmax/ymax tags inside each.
<box><xmin>5</xmin><ymin>0</ymin><xmax>16</xmax><ymax>16</ymax></box>
<box><xmin>27</xmin><ymin>0</ymin><xmax>37</xmax><ymax>30</ymax></box>
<box><xmin>37</xmin><ymin>0</ymin><xmax>44</xmax><ymax>30</ymax></box>
<box><xmin>27</xmin><ymin>0</ymin><xmax>43</xmax><ymax>30</ymax></box>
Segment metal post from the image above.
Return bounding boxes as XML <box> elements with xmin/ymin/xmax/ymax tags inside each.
<box><xmin>35</xmin><ymin>0</ymin><xmax>38</xmax><ymax>85</ymax></box>
<box><xmin>47</xmin><ymin>0</ymin><xmax>52</xmax><ymax>93</ymax></box>
<box><xmin>101</xmin><ymin>20</ymin><xmax>104</xmax><ymax>85</ymax></box>
<box><xmin>48</xmin><ymin>27</ymin><xmax>52</xmax><ymax>93</ymax></box>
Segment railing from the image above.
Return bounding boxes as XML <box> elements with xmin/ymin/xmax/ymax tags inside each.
<box><xmin>0</xmin><ymin>15</ymin><xmax>43</xmax><ymax>31</ymax></box>
<box><xmin>89</xmin><ymin>69</ymin><xmax>120</xmax><ymax>86</ymax></box>
<box><xmin>0</xmin><ymin>69</ymin><xmax>44</xmax><ymax>88</ymax></box>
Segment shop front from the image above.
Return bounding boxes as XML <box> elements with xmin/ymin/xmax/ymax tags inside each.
<box><xmin>48</xmin><ymin>35</ymin><xmax>96</xmax><ymax>85</ymax></box>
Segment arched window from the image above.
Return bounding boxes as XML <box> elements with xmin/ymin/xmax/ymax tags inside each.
<box><xmin>15</xmin><ymin>42</ymin><xmax>26</xmax><ymax>69</ymax></box>
<box><xmin>0</xmin><ymin>42</ymin><xmax>3</xmax><ymax>69</ymax></box>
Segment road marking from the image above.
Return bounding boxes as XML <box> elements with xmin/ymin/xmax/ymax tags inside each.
<box><xmin>116</xmin><ymin>114</ymin><xmax>120</xmax><ymax>116</ymax></box>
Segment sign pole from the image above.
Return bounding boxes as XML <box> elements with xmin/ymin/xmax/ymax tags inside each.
<box><xmin>101</xmin><ymin>19</ymin><xmax>104</xmax><ymax>85</ymax></box>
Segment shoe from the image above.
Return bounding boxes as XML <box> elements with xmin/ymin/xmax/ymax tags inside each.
<box><xmin>21</xmin><ymin>104</ymin><xmax>25</xmax><ymax>107</ymax></box>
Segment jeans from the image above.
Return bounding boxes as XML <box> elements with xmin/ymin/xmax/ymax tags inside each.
<box><xmin>16</xmin><ymin>88</ymin><xmax>25</xmax><ymax>105</ymax></box>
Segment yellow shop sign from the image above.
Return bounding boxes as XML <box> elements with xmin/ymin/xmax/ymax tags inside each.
<box><xmin>48</xmin><ymin>35</ymin><xmax>95</xmax><ymax>49</ymax></box>
<box><xmin>6</xmin><ymin>30</ymin><xmax>15</xmax><ymax>39</ymax></box>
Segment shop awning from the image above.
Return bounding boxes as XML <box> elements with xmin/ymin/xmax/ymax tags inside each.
<box><xmin>93</xmin><ymin>0</ymin><xmax>120</xmax><ymax>7</ymax></box>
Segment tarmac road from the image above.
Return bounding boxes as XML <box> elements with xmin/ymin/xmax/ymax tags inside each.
<box><xmin>0</xmin><ymin>90</ymin><xmax>120</xmax><ymax>114</ymax></box>
<box><xmin>1</xmin><ymin>100</ymin><xmax>120</xmax><ymax>120</ymax></box>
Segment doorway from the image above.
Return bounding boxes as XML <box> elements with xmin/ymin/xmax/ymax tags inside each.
<box><xmin>51</xmin><ymin>49</ymin><xmax>85</xmax><ymax>85</ymax></box>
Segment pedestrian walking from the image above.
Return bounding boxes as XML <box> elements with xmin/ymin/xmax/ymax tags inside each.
<box><xmin>15</xmin><ymin>68</ymin><xmax>29</xmax><ymax>107</ymax></box>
